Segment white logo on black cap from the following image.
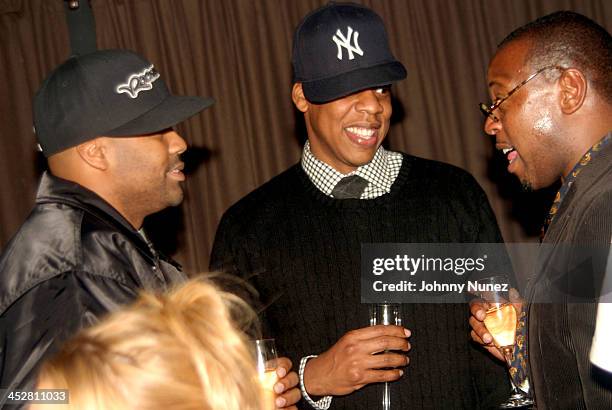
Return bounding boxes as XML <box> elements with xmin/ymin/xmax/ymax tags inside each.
<box><xmin>332</xmin><ymin>26</ymin><xmax>364</xmax><ymax>61</ymax></box>
<box><xmin>116</xmin><ymin>65</ymin><xmax>160</xmax><ymax>99</ymax></box>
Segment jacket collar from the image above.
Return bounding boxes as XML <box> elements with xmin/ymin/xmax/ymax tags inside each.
<box><xmin>35</xmin><ymin>172</ymin><xmax>152</xmax><ymax>256</ymax></box>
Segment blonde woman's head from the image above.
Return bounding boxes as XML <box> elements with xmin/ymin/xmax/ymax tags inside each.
<box><xmin>34</xmin><ymin>277</ymin><xmax>269</xmax><ymax>410</ymax></box>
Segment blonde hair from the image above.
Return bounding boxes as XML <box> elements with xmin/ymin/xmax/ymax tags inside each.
<box><xmin>36</xmin><ymin>277</ymin><xmax>270</xmax><ymax>410</ymax></box>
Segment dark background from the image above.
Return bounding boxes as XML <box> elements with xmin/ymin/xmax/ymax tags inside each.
<box><xmin>1</xmin><ymin>0</ymin><xmax>610</xmax><ymax>274</ymax></box>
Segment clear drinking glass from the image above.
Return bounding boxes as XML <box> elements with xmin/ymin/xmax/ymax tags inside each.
<box><xmin>370</xmin><ymin>303</ymin><xmax>402</xmax><ymax>410</ymax></box>
<box><xmin>251</xmin><ymin>338</ymin><xmax>278</xmax><ymax>408</ymax></box>
<box><xmin>472</xmin><ymin>276</ymin><xmax>533</xmax><ymax>409</ymax></box>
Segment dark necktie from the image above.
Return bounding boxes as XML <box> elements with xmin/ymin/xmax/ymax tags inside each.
<box><xmin>331</xmin><ymin>175</ymin><xmax>368</xmax><ymax>199</ymax></box>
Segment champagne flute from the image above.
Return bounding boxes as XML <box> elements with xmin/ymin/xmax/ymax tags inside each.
<box><xmin>472</xmin><ymin>276</ymin><xmax>533</xmax><ymax>409</ymax></box>
<box><xmin>251</xmin><ymin>338</ymin><xmax>278</xmax><ymax>408</ymax></box>
<box><xmin>370</xmin><ymin>303</ymin><xmax>402</xmax><ymax>410</ymax></box>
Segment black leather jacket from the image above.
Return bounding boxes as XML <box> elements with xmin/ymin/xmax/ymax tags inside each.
<box><xmin>0</xmin><ymin>172</ymin><xmax>186</xmax><ymax>402</ymax></box>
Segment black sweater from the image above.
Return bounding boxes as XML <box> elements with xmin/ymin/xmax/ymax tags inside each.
<box><xmin>211</xmin><ymin>154</ymin><xmax>508</xmax><ymax>409</ymax></box>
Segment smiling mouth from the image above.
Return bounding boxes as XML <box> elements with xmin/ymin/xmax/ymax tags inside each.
<box><xmin>345</xmin><ymin>126</ymin><xmax>379</xmax><ymax>146</ymax></box>
<box><xmin>168</xmin><ymin>163</ymin><xmax>185</xmax><ymax>180</ymax></box>
<box><xmin>499</xmin><ymin>146</ymin><xmax>518</xmax><ymax>165</ymax></box>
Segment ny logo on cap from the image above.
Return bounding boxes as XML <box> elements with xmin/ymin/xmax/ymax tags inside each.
<box><xmin>116</xmin><ymin>65</ymin><xmax>160</xmax><ymax>99</ymax></box>
<box><xmin>332</xmin><ymin>26</ymin><xmax>364</xmax><ymax>61</ymax></box>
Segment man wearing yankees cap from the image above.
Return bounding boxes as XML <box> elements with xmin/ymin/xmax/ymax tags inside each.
<box><xmin>0</xmin><ymin>49</ymin><xmax>212</xmax><ymax>395</ymax></box>
<box><xmin>211</xmin><ymin>2</ymin><xmax>508</xmax><ymax>409</ymax></box>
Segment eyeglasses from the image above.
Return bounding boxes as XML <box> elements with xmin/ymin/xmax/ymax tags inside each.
<box><xmin>479</xmin><ymin>65</ymin><xmax>565</xmax><ymax>122</ymax></box>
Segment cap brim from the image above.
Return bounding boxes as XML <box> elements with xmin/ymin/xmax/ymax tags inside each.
<box><xmin>301</xmin><ymin>61</ymin><xmax>406</xmax><ymax>104</ymax></box>
<box><xmin>104</xmin><ymin>95</ymin><xmax>214</xmax><ymax>137</ymax></box>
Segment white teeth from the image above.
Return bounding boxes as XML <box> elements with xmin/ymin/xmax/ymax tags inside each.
<box><xmin>346</xmin><ymin>127</ymin><xmax>375</xmax><ymax>138</ymax></box>
<box><xmin>502</xmin><ymin>148</ymin><xmax>514</xmax><ymax>154</ymax></box>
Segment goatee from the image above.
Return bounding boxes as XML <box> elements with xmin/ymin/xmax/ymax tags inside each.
<box><xmin>521</xmin><ymin>180</ymin><xmax>533</xmax><ymax>192</ymax></box>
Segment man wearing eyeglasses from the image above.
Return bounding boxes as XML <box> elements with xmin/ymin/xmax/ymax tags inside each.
<box><xmin>470</xmin><ymin>11</ymin><xmax>612</xmax><ymax>409</ymax></box>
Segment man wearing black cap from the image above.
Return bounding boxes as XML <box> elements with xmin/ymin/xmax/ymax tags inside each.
<box><xmin>0</xmin><ymin>49</ymin><xmax>212</xmax><ymax>396</ymax></box>
<box><xmin>211</xmin><ymin>2</ymin><xmax>507</xmax><ymax>409</ymax></box>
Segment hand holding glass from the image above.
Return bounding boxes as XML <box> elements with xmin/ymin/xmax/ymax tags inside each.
<box><xmin>251</xmin><ymin>338</ymin><xmax>278</xmax><ymax>408</ymax></box>
<box><xmin>472</xmin><ymin>276</ymin><xmax>533</xmax><ymax>409</ymax></box>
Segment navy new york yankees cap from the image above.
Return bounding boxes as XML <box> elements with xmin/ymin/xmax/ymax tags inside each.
<box><xmin>292</xmin><ymin>2</ymin><xmax>406</xmax><ymax>104</ymax></box>
<box><xmin>33</xmin><ymin>49</ymin><xmax>214</xmax><ymax>157</ymax></box>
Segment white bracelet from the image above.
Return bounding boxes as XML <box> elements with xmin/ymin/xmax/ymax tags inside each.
<box><xmin>299</xmin><ymin>355</ymin><xmax>333</xmax><ymax>410</ymax></box>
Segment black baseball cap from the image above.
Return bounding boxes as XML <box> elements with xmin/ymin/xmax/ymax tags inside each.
<box><xmin>33</xmin><ymin>49</ymin><xmax>214</xmax><ymax>157</ymax></box>
<box><xmin>292</xmin><ymin>2</ymin><xmax>406</xmax><ymax>104</ymax></box>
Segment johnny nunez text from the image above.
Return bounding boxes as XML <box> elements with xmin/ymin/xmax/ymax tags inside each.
<box><xmin>372</xmin><ymin>280</ymin><xmax>509</xmax><ymax>293</ymax></box>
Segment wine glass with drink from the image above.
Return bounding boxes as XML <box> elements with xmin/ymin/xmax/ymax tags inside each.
<box><xmin>370</xmin><ymin>303</ymin><xmax>402</xmax><ymax>410</ymax></box>
<box><xmin>472</xmin><ymin>275</ymin><xmax>533</xmax><ymax>409</ymax></box>
<box><xmin>251</xmin><ymin>338</ymin><xmax>278</xmax><ymax>408</ymax></box>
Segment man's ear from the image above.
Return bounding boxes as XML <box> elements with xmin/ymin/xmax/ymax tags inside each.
<box><xmin>558</xmin><ymin>68</ymin><xmax>587</xmax><ymax>115</ymax></box>
<box><xmin>75</xmin><ymin>138</ymin><xmax>108</xmax><ymax>170</ymax></box>
<box><xmin>292</xmin><ymin>83</ymin><xmax>309</xmax><ymax>113</ymax></box>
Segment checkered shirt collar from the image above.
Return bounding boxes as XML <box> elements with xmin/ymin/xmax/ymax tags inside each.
<box><xmin>301</xmin><ymin>140</ymin><xmax>396</xmax><ymax>197</ymax></box>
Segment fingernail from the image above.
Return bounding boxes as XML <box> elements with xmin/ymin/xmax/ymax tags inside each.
<box><xmin>509</xmin><ymin>288</ymin><xmax>519</xmax><ymax>299</ymax></box>
<box><xmin>484</xmin><ymin>334</ymin><xmax>492</xmax><ymax>344</ymax></box>
<box><xmin>275</xmin><ymin>397</ymin><xmax>286</xmax><ymax>407</ymax></box>
<box><xmin>404</xmin><ymin>328</ymin><xmax>411</xmax><ymax>337</ymax></box>
<box><xmin>477</xmin><ymin>311</ymin><xmax>486</xmax><ymax>321</ymax></box>
<box><xmin>276</xmin><ymin>367</ymin><xmax>287</xmax><ymax>378</ymax></box>
<box><xmin>274</xmin><ymin>382</ymin><xmax>284</xmax><ymax>394</ymax></box>
<box><xmin>399</xmin><ymin>369</ymin><xmax>404</xmax><ymax>376</ymax></box>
